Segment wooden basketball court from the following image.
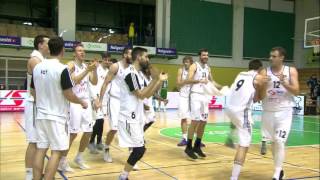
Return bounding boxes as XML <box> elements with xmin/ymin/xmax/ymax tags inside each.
<box><xmin>0</xmin><ymin>110</ymin><xmax>319</xmax><ymax>180</ymax></box>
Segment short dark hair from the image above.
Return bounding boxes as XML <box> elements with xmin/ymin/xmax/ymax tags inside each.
<box><xmin>248</xmin><ymin>59</ymin><xmax>263</xmax><ymax>71</ymax></box>
<box><xmin>110</xmin><ymin>58</ymin><xmax>118</xmax><ymax>64</ymax></box>
<box><xmin>122</xmin><ymin>47</ymin><xmax>132</xmax><ymax>55</ymax></box>
<box><xmin>132</xmin><ymin>47</ymin><xmax>147</xmax><ymax>61</ymax></box>
<box><xmin>34</xmin><ymin>35</ymin><xmax>49</xmax><ymax>50</ymax></box>
<box><xmin>48</xmin><ymin>37</ymin><xmax>64</xmax><ymax>56</ymax></box>
<box><xmin>183</xmin><ymin>56</ymin><xmax>193</xmax><ymax>64</ymax></box>
<box><xmin>73</xmin><ymin>43</ymin><xmax>84</xmax><ymax>51</ymax></box>
<box><xmin>271</xmin><ymin>46</ymin><xmax>287</xmax><ymax>59</ymax></box>
<box><xmin>198</xmin><ymin>48</ymin><xmax>208</xmax><ymax>56</ymax></box>
<box><xmin>101</xmin><ymin>52</ymin><xmax>111</xmax><ymax>58</ymax></box>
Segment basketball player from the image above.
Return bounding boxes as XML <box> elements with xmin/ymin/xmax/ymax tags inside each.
<box><xmin>58</xmin><ymin>44</ymin><xmax>98</xmax><ymax>171</ymax></box>
<box><xmin>31</xmin><ymin>37</ymin><xmax>88</xmax><ymax>180</ymax></box>
<box><xmin>258</xmin><ymin>47</ymin><xmax>299</xmax><ymax>180</ymax></box>
<box><xmin>88</xmin><ymin>52</ymin><xmax>114</xmax><ymax>153</ymax></box>
<box><xmin>98</xmin><ymin>47</ymin><xmax>132</xmax><ymax>163</ymax></box>
<box><xmin>118</xmin><ymin>47</ymin><xmax>168</xmax><ymax>180</ymax></box>
<box><xmin>225</xmin><ymin>59</ymin><xmax>267</xmax><ymax>180</ymax></box>
<box><xmin>24</xmin><ymin>35</ymin><xmax>49</xmax><ymax>180</ymax></box>
<box><xmin>176</xmin><ymin>56</ymin><xmax>193</xmax><ymax>146</ymax></box>
<box><xmin>184</xmin><ymin>49</ymin><xmax>222</xmax><ymax>159</ymax></box>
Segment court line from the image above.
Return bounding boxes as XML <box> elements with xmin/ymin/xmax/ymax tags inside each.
<box><xmin>286</xmin><ymin>176</ymin><xmax>320</xmax><ymax>180</ymax></box>
<box><xmin>14</xmin><ymin>118</ymin><xmax>68</xmax><ymax>180</ymax></box>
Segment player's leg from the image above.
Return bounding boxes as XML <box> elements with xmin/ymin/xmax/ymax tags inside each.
<box><xmin>118</xmin><ymin>120</ymin><xmax>145</xmax><ymax>180</ymax></box>
<box><xmin>88</xmin><ymin>119</ymin><xmax>99</xmax><ymax>153</ymax></box>
<box><xmin>104</xmin><ymin>97</ymin><xmax>119</xmax><ymax>163</ymax></box>
<box><xmin>271</xmin><ymin>110</ymin><xmax>292</xmax><ymax>180</ymax></box>
<box><xmin>193</xmin><ymin>99</ymin><xmax>208</xmax><ymax>158</ymax></box>
<box><xmin>260</xmin><ymin>113</ymin><xmax>269</xmax><ymax>155</ymax></box>
<box><xmin>177</xmin><ymin>96</ymin><xmax>188</xmax><ymax>146</ymax></box>
<box><xmin>95</xmin><ymin>118</ymin><xmax>105</xmax><ymax>150</ymax></box>
<box><xmin>24</xmin><ymin>101</ymin><xmax>37</xmax><ymax>180</ymax></box>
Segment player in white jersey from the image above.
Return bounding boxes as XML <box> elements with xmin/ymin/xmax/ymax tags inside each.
<box><xmin>118</xmin><ymin>47</ymin><xmax>168</xmax><ymax>180</ymax></box>
<box><xmin>225</xmin><ymin>60</ymin><xmax>268</xmax><ymax>180</ymax></box>
<box><xmin>24</xmin><ymin>35</ymin><xmax>49</xmax><ymax>180</ymax></box>
<box><xmin>31</xmin><ymin>37</ymin><xmax>88</xmax><ymax>180</ymax></box>
<box><xmin>258</xmin><ymin>47</ymin><xmax>299</xmax><ymax>180</ymax></box>
<box><xmin>98</xmin><ymin>47</ymin><xmax>132</xmax><ymax>163</ymax></box>
<box><xmin>184</xmin><ymin>49</ymin><xmax>222</xmax><ymax>159</ymax></box>
<box><xmin>176</xmin><ymin>56</ymin><xmax>193</xmax><ymax>146</ymax></box>
<box><xmin>88</xmin><ymin>53</ymin><xmax>115</xmax><ymax>153</ymax></box>
<box><xmin>58</xmin><ymin>44</ymin><xmax>98</xmax><ymax>171</ymax></box>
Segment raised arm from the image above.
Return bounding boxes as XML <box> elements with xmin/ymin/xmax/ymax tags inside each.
<box><xmin>280</xmin><ymin>67</ymin><xmax>300</xmax><ymax>96</ymax></box>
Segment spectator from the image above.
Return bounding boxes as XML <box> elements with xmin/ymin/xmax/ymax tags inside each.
<box><xmin>128</xmin><ymin>22</ymin><xmax>135</xmax><ymax>46</ymax></box>
<box><xmin>307</xmin><ymin>74</ymin><xmax>318</xmax><ymax>98</ymax></box>
<box><xmin>144</xmin><ymin>23</ymin><xmax>154</xmax><ymax>46</ymax></box>
<box><xmin>0</xmin><ymin>84</ymin><xmax>5</xmax><ymax>90</ymax></box>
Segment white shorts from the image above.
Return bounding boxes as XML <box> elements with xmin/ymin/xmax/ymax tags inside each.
<box><xmin>226</xmin><ymin>108</ymin><xmax>252</xmax><ymax>147</ymax></box>
<box><xmin>261</xmin><ymin>109</ymin><xmax>293</xmax><ymax>143</ymax></box>
<box><xmin>24</xmin><ymin>100</ymin><xmax>37</xmax><ymax>143</ymax></box>
<box><xmin>118</xmin><ymin>115</ymin><xmax>144</xmax><ymax>148</ymax></box>
<box><xmin>69</xmin><ymin>99</ymin><xmax>94</xmax><ymax>133</ymax></box>
<box><xmin>35</xmin><ymin>119</ymin><xmax>69</xmax><ymax>151</ymax></box>
<box><xmin>178</xmin><ymin>95</ymin><xmax>190</xmax><ymax>119</ymax></box>
<box><xmin>107</xmin><ymin>96</ymin><xmax>120</xmax><ymax>130</ymax></box>
<box><xmin>190</xmin><ymin>93</ymin><xmax>209</xmax><ymax>121</ymax></box>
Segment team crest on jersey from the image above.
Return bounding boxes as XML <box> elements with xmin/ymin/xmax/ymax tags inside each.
<box><xmin>268</xmin><ymin>90</ymin><xmax>276</xmax><ymax>96</ymax></box>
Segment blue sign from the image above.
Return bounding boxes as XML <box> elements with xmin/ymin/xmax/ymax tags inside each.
<box><xmin>64</xmin><ymin>41</ymin><xmax>79</xmax><ymax>49</ymax></box>
<box><xmin>0</xmin><ymin>36</ymin><xmax>21</xmax><ymax>46</ymax></box>
<box><xmin>107</xmin><ymin>44</ymin><xmax>129</xmax><ymax>53</ymax></box>
<box><xmin>156</xmin><ymin>48</ymin><xmax>177</xmax><ymax>57</ymax></box>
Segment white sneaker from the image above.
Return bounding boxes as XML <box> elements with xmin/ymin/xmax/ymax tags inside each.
<box><xmin>58</xmin><ymin>161</ymin><xmax>74</xmax><ymax>172</ymax></box>
<box><xmin>103</xmin><ymin>149</ymin><xmax>113</xmax><ymax>163</ymax></box>
<box><xmin>88</xmin><ymin>143</ymin><xmax>99</xmax><ymax>154</ymax></box>
<box><xmin>74</xmin><ymin>158</ymin><xmax>90</xmax><ymax>170</ymax></box>
<box><xmin>133</xmin><ymin>164</ymin><xmax>139</xmax><ymax>171</ymax></box>
<box><xmin>96</xmin><ymin>143</ymin><xmax>104</xmax><ymax>151</ymax></box>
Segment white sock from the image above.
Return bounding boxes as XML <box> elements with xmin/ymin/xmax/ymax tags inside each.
<box><xmin>274</xmin><ymin>142</ymin><xmax>285</xmax><ymax>168</ymax></box>
<box><xmin>231</xmin><ymin>164</ymin><xmax>242</xmax><ymax>179</ymax></box>
<box><xmin>120</xmin><ymin>170</ymin><xmax>129</xmax><ymax>178</ymax></box>
<box><xmin>76</xmin><ymin>152</ymin><xmax>83</xmax><ymax>160</ymax></box>
<box><xmin>25</xmin><ymin>168</ymin><xmax>33</xmax><ymax>180</ymax></box>
<box><xmin>273</xmin><ymin>167</ymin><xmax>282</xmax><ymax>179</ymax></box>
<box><xmin>60</xmin><ymin>156</ymin><xmax>67</xmax><ymax>163</ymax></box>
<box><xmin>182</xmin><ymin>134</ymin><xmax>187</xmax><ymax>140</ymax></box>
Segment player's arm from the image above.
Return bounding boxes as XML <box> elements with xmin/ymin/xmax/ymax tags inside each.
<box><xmin>99</xmin><ymin>63</ymin><xmax>118</xmax><ymax>104</ymax></box>
<box><xmin>184</xmin><ymin>64</ymin><xmax>200</xmax><ymax>84</ymax></box>
<box><xmin>256</xmin><ymin>68</ymin><xmax>268</xmax><ymax>100</ymax></box>
<box><xmin>89</xmin><ymin>60</ymin><xmax>98</xmax><ymax>85</ymax></box>
<box><xmin>60</xmin><ymin>68</ymin><xmax>88</xmax><ymax>109</ymax></box>
<box><xmin>67</xmin><ymin>61</ymin><xmax>90</xmax><ymax>85</ymax></box>
<box><xmin>27</xmin><ymin>57</ymin><xmax>41</xmax><ymax>75</ymax></box>
<box><xmin>176</xmin><ymin>68</ymin><xmax>184</xmax><ymax>88</ymax></box>
<box><xmin>208</xmin><ymin>68</ymin><xmax>222</xmax><ymax>89</ymax></box>
<box><xmin>280</xmin><ymin>67</ymin><xmax>300</xmax><ymax>96</ymax></box>
<box><xmin>30</xmin><ymin>75</ymin><xmax>36</xmax><ymax>100</ymax></box>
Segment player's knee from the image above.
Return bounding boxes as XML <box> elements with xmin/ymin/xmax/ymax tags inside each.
<box><xmin>127</xmin><ymin>146</ymin><xmax>146</xmax><ymax>166</ymax></box>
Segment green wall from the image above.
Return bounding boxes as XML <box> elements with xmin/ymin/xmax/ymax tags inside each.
<box><xmin>170</xmin><ymin>0</ymin><xmax>233</xmax><ymax>56</ymax></box>
<box><xmin>243</xmin><ymin>8</ymin><xmax>295</xmax><ymax>60</ymax></box>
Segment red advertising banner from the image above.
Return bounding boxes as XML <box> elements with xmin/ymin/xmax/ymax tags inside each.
<box><xmin>0</xmin><ymin>90</ymin><xmax>27</xmax><ymax>112</ymax></box>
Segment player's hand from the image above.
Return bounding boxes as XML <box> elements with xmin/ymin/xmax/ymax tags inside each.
<box><xmin>87</xmin><ymin>59</ymin><xmax>98</xmax><ymax>72</ymax></box>
<box><xmin>163</xmin><ymin>99</ymin><xmax>168</xmax><ymax>105</ymax></box>
<box><xmin>159</xmin><ymin>72</ymin><xmax>168</xmax><ymax>81</ymax></box>
<box><xmin>199</xmin><ymin>79</ymin><xmax>208</xmax><ymax>84</ymax></box>
<box><xmin>144</xmin><ymin>104</ymin><xmax>150</xmax><ymax>111</ymax></box>
<box><xmin>150</xmin><ymin>65</ymin><xmax>160</xmax><ymax>80</ymax></box>
<box><xmin>68</xmin><ymin>62</ymin><xmax>75</xmax><ymax>73</ymax></box>
<box><xmin>279</xmin><ymin>74</ymin><xmax>289</xmax><ymax>85</ymax></box>
<box><xmin>81</xmin><ymin>100</ymin><xmax>88</xmax><ymax>109</ymax></box>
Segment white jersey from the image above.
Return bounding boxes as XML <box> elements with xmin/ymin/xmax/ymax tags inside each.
<box><xmin>226</xmin><ymin>70</ymin><xmax>257</xmax><ymax>112</ymax></box>
<box><xmin>33</xmin><ymin>59</ymin><xmax>71</xmax><ymax>123</ymax></box>
<box><xmin>179</xmin><ymin>67</ymin><xmax>191</xmax><ymax>97</ymax></box>
<box><xmin>191</xmin><ymin>62</ymin><xmax>210</xmax><ymax>94</ymax></box>
<box><xmin>109</xmin><ymin>61</ymin><xmax>125</xmax><ymax>98</ymax></box>
<box><xmin>72</xmin><ymin>62</ymin><xmax>90</xmax><ymax>99</ymax></box>
<box><xmin>89</xmin><ymin>65</ymin><xmax>109</xmax><ymax>102</ymax></box>
<box><xmin>262</xmin><ymin>66</ymin><xmax>295</xmax><ymax>111</ymax></box>
<box><xmin>27</xmin><ymin>50</ymin><xmax>45</xmax><ymax>102</ymax></box>
<box><xmin>119</xmin><ymin>65</ymin><xmax>145</xmax><ymax>123</ymax></box>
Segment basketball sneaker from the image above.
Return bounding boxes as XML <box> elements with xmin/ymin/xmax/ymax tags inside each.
<box><xmin>57</xmin><ymin>160</ymin><xmax>74</xmax><ymax>173</ymax></box>
<box><xmin>184</xmin><ymin>148</ymin><xmax>198</xmax><ymax>160</ymax></box>
<box><xmin>272</xmin><ymin>170</ymin><xmax>284</xmax><ymax>180</ymax></box>
<box><xmin>88</xmin><ymin>143</ymin><xmax>99</xmax><ymax>154</ymax></box>
<box><xmin>193</xmin><ymin>147</ymin><xmax>206</xmax><ymax>158</ymax></box>
<box><xmin>177</xmin><ymin>139</ymin><xmax>187</xmax><ymax>146</ymax></box>
<box><xmin>74</xmin><ymin>158</ymin><xmax>90</xmax><ymax>169</ymax></box>
<box><xmin>103</xmin><ymin>148</ymin><xmax>113</xmax><ymax>163</ymax></box>
<box><xmin>96</xmin><ymin>143</ymin><xmax>104</xmax><ymax>151</ymax></box>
